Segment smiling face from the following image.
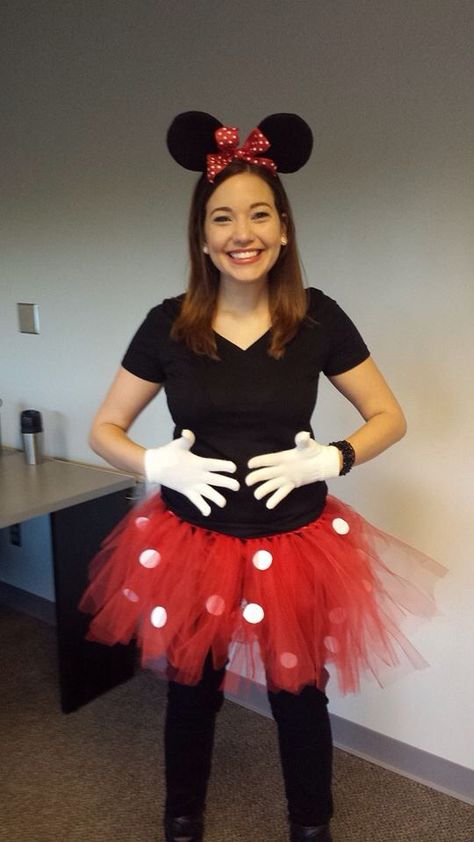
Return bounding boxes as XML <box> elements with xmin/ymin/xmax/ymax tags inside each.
<box><xmin>203</xmin><ymin>171</ymin><xmax>287</xmax><ymax>289</ymax></box>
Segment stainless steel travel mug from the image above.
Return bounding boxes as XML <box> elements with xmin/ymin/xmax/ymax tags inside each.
<box><xmin>20</xmin><ymin>410</ymin><xmax>44</xmax><ymax>465</ymax></box>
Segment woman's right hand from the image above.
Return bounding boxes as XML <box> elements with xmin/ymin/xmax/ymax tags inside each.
<box><xmin>144</xmin><ymin>429</ymin><xmax>240</xmax><ymax>517</ymax></box>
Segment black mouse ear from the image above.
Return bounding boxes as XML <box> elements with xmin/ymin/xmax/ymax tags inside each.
<box><xmin>257</xmin><ymin>114</ymin><xmax>313</xmax><ymax>173</ymax></box>
<box><xmin>166</xmin><ymin>111</ymin><xmax>223</xmax><ymax>172</ymax></box>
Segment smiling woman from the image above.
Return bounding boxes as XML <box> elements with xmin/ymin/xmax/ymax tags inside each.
<box><xmin>173</xmin><ymin>156</ymin><xmax>308</xmax><ymax>360</ymax></box>
<box><xmin>203</xmin><ymin>172</ymin><xmax>286</xmax><ymax>290</ymax></box>
<box><xmin>79</xmin><ymin>111</ymin><xmax>445</xmax><ymax>842</ymax></box>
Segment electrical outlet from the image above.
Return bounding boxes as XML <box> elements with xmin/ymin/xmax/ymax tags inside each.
<box><xmin>9</xmin><ymin>523</ymin><xmax>22</xmax><ymax>547</ymax></box>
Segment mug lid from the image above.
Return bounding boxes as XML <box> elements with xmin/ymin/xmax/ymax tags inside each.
<box><xmin>20</xmin><ymin>409</ymin><xmax>43</xmax><ymax>433</ymax></box>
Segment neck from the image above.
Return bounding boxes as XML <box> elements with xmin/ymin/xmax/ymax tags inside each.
<box><xmin>216</xmin><ymin>277</ymin><xmax>269</xmax><ymax>316</ymax></box>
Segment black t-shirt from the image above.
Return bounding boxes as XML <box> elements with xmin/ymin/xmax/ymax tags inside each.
<box><xmin>122</xmin><ymin>287</ymin><xmax>370</xmax><ymax>537</ymax></box>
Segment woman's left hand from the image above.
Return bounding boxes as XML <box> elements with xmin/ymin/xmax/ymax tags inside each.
<box><xmin>246</xmin><ymin>432</ymin><xmax>341</xmax><ymax>509</ymax></box>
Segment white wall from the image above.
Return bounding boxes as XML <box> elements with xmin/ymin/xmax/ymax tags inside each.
<box><xmin>1</xmin><ymin>0</ymin><xmax>473</xmax><ymax>768</ymax></box>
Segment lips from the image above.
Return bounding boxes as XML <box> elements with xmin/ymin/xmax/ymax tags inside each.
<box><xmin>227</xmin><ymin>250</ymin><xmax>262</xmax><ymax>262</ymax></box>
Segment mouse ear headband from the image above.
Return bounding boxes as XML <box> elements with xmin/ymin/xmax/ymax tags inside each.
<box><xmin>167</xmin><ymin>111</ymin><xmax>313</xmax><ymax>183</ymax></box>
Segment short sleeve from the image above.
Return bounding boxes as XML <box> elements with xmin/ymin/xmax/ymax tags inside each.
<box><xmin>121</xmin><ymin>308</ymin><xmax>167</xmax><ymax>383</ymax></box>
<box><xmin>308</xmin><ymin>290</ymin><xmax>370</xmax><ymax>376</ymax></box>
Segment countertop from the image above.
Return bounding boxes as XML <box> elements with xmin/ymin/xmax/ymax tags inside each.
<box><xmin>0</xmin><ymin>451</ymin><xmax>136</xmax><ymax>529</ymax></box>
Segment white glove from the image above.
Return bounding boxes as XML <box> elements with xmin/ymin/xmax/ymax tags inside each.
<box><xmin>144</xmin><ymin>429</ymin><xmax>239</xmax><ymax>517</ymax></box>
<box><xmin>245</xmin><ymin>431</ymin><xmax>341</xmax><ymax>510</ymax></box>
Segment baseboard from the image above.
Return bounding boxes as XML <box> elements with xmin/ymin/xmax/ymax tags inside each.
<box><xmin>329</xmin><ymin>712</ymin><xmax>473</xmax><ymax>806</ymax></box>
<box><xmin>0</xmin><ymin>581</ymin><xmax>56</xmax><ymax>624</ymax></box>
<box><xmin>2</xmin><ymin>586</ymin><xmax>472</xmax><ymax>806</ymax></box>
<box><xmin>225</xmin><ymin>686</ymin><xmax>474</xmax><ymax>806</ymax></box>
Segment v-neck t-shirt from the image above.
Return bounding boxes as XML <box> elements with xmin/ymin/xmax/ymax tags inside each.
<box><xmin>121</xmin><ymin>287</ymin><xmax>370</xmax><ymax>538</ymax></box>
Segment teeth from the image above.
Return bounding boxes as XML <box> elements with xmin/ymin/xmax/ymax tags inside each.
<box><xmin>229</xmin><ymin>251</ymin><xmax>260</xmax><ymax>259</ymax></box>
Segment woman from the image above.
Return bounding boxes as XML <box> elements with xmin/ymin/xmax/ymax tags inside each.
<box><xmin>81</xmin><ymin>113</ymin><xmax>444</xmax><ymax>842</ymax></box>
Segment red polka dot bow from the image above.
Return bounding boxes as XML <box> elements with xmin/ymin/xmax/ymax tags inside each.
<box><xmin>206</xmin><ymin>126</ymin><xmax>277</xmax><ymax>182</ymax></box>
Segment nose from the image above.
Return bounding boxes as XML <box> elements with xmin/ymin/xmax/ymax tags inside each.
<box><xmin>232</xmin><ymin>216</ymin><xmax>254</xmax><ymax>244</ymax></box>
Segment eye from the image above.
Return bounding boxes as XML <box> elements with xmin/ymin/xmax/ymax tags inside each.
<box><xmin>212</xmin><ymin>214</ymin><xmax>231</xmax><ymax>223</ymax></box>
<box><xmin>252</xmin><ymin>211</ymin><xmax>270</xmax><ymax>220</ymax></box>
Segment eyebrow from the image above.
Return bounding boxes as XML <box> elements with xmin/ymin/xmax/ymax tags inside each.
<box><xmin>209</xmin><ymin>202</ymin><xmax>273</xmax><ymax>213</ymax></box>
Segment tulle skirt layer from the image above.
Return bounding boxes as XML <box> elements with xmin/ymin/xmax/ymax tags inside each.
<box><xmin>79</xmin><ymin>494</ymin><xmax>446</xmax><ymax>695</ymax></box>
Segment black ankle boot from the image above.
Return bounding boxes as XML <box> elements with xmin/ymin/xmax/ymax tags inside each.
<box><xmin>290</xmin><ymin>822</ymin><xmax>332</xmax><ymax>841</ymax></box>
<box><xmin>164</xmin><ymin>812</ymin><xmax>204</xmax><ymax>842</ymax></box>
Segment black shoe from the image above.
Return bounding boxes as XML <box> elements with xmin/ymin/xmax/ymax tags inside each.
<box><xmin>290</xmin><ymin>822</ymin><xmax>332</xmax><ymax>841</ymax></box>
<box><xmin>164</xmin><ymin>813</ymin><xmax>204</xmax><ymax>842</ymax></box>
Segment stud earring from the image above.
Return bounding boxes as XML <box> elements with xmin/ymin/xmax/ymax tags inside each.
<box><xmin>281</xmin><ymin>238</ymin><xmax>287</xmax><ymax>246</ymax></box>
<box><xmin>203</xmin><ymin>245</ymin><xmax>209</xmax><ymax>254</ymax></box>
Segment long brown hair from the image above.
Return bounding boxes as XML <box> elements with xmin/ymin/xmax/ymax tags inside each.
<box><xmin>171</xmin><ymin>160</ymin><xmax>308</xmax><ymax>359</ymax></box>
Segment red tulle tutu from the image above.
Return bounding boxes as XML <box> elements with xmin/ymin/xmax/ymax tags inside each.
<box><xmin>79</xmin><ymin>494</ymin><xmax>446</xmax><ymax>695</ymax></box>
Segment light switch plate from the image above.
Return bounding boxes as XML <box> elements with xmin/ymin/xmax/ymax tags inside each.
<box><xmin>18</xmin><ymin>303</ymin><xmax>40</xmax><ymax>334</ymax></box>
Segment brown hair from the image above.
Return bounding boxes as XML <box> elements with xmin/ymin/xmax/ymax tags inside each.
<box><xmin>171</xmin><ymin>160</ymin><xmax>308</xmax><ymax>359</ymax></box>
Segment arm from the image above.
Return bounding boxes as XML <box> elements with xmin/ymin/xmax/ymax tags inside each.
<box><xmin>328</xmin><ymin>356</ymin><xmax>407</xmax><ymax>467</ymax></box>
<box><xmin>90</xmin><ymin>367</ymin><xmax>239</xmax><ymax>515</ymax></box>
<box><xmin>246</xmin><ymin>356</ymin><xmax>406</xmax><ymax>509</ymax></box>
<box><xmin>89</xmin><ymin>366</ymin><xmax>162</xmax><ymax>475</ymax></box>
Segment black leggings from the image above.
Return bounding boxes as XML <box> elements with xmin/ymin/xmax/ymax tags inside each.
<box><xmin>165</xmin><ymin>655</ymin><xmax>333</xmax><ymax>826</ymax></box>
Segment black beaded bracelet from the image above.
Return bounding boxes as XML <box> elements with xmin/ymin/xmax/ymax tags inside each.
<box><xmin>328</xmin><ymin>440</ymin><xmax>356</xmax><ymax>476</ymax></box>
